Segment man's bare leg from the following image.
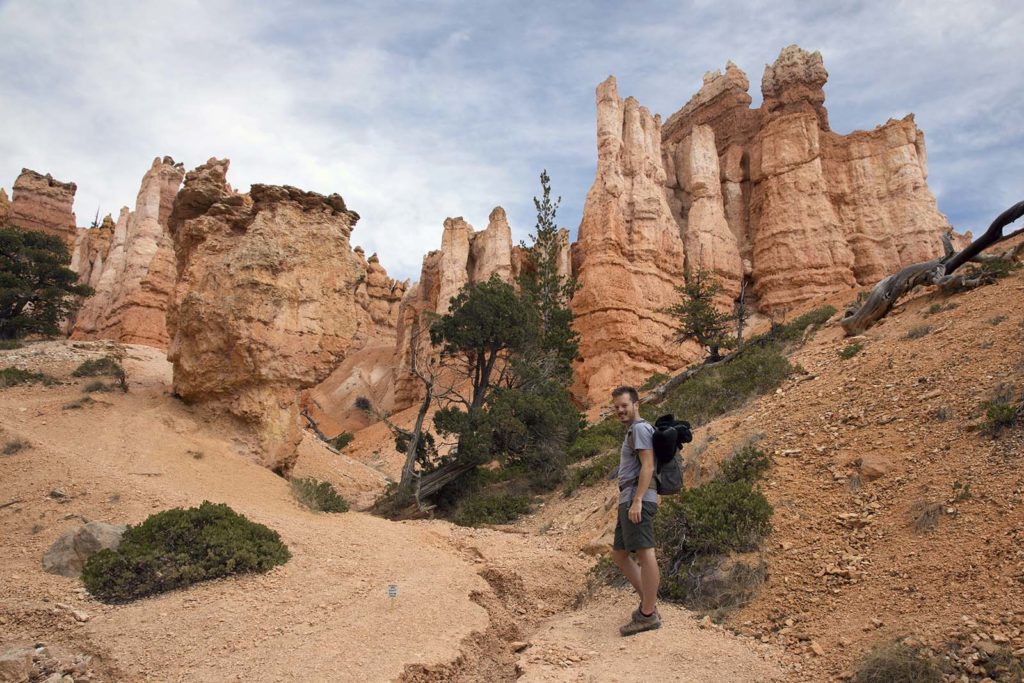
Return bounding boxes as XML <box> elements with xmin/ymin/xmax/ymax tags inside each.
<box><xmin>611</xmin><ymin>549</ymin><xmax>642</xmax><ymax>595</ymax></box>
<box><xmin>634</xmin><ymin>548</ymin><xmax>660</xmax><ymax>614</ymax></box>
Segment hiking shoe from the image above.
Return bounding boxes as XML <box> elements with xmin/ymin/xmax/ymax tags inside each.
<box><xmin>631</xmin><ymin>604</ymin><xmax>661</xmax><ymax>622</ymax></box>
<box><xmin>620</xmin><ymin>608</ymin><xmax>662</xmax><ymax>636</ymax></box>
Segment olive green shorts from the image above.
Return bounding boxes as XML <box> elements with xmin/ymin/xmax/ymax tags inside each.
<box><xmin>613</xmin><ymin>501</ymin><xmax>657</xmax><ymax>551</ymax></box>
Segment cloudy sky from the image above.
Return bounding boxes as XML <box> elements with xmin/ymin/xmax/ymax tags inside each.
<box><xmin>1</xmin><ymin>0</ymin><xmax>1021</xmax><ymax>280</ymax></box>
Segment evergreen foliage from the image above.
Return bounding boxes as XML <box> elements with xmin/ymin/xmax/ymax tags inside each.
<box><xmin>81</xmin><ymin>501</ymin><xmax>290</xmax><ymax>603</ymax></box>
<box><xmin>0</xmin><ymin>227</ymin><xmax>93</xmax><ymax>339</ymax></box>
<box><xmin>291</xmin><ymin>478</ymin><xmax>349</xmax><ymax>513</ymax></box>
<box><xmin>662</xmin><ymin>268</ymin><xmax>736</xmax><ymax>362</ymax></box>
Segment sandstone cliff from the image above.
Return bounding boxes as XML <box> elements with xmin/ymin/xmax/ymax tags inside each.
<box><xmin>71</xmin><ymin>157</ymin><xmax>184</xmax><ymax>347</ymax></box>
<box><xmin>570</xmin><ymin>76</ymin><xmax>691</xmax><ymax>406</ymax></box>
<box><xmin>0</xmin><ymin>188</ymin><xmax>10</xmax><ymax>225</ymax></box>
<box><xmin>166</xmin><ymin>158</ymin><xmax>368</xmax><ymax>473</ymax></box>
<box><xmin>572</xmin><ymin>45</ymin><xmax>955</xmax><ymax>404</ymax></box>
<box><xmin>391</xmin><ymin>207</ymin><xmax>525</xmax><ymax>412</ymax></box>
<box><xmin>8</xmin><ymin>169</ymin><xmax>78</xmax><ymax>246</ymax></box>
<box><xmin>69</xmin><ymin>214</ymin><xmax>115</xmax><ymax>288</ymax></box>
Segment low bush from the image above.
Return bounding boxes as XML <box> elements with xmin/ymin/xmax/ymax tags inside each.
<box><xmin>62</xmin><ymin>396</ymin><xmax>96</xmax><ymax>410</ymax></box>
<box><xmin>329</xmin><ymin>431</ymin><xmax>354</xmax><ymax>451</ymax></box>
<box><xmin>573</xmin><ymin>555</ymin><xmax>630</xmax><ymax>609</ymax></box>
<box><xmin>566</xmin><ymin>418</ymin><xmax>622</xmax><ymax>462</ymax></box>
<box><xmin>290</xmin><ymin>477</ymin><xmax>349</xmax><ymax>513</ymax></box>
<box><xmin>661</xmin><ymin>343</ymin><xmax>793</xmax><ymax>428</ymax></box>
<box><xmin>72</xmin><ymin>356</ymin><xmax>127</xmax><ymax>392</ymax></box>
<box><xmin>72</xmin><ymin>356</ymin><xmax>124</xmax><ymax>377</ymax></box>
<box><xmin>853</xmin><ymin>641</ymin><xmax>942</xmax><ymax>683</ymax></box>
<box><xmin>0</xmin><ymin>340</ymin><xmax>23</xmax><ymax>350</ymax></box>
<box><xmin>839</xmin><ymin>343</ymin><xmax>863</xmax><ymax>359</ymax></box>
<box><xmin>2</xmin><ymin>438</ymin><xmax>30</xmax><ymax>455</ymax></box>
<box><xmin>658</xmin><ymin>479</ymin><xmax>773</xmax><ymax>559</ymax></box>
<box><xmin>81</xmin><ymin>501</ymin><xmax>290</xmax><ymax>603</ymax></box>
<box><xmin>717</xmin><ymin>442</ymin><xmax>771</xmax><ymax>485</ymax></box>
<box><xmin>640</xmin><ymin>372</ymin><xmax>670</xmax><ymax>392</ymax></box>
<box><xmin>759</xmin><ymin>305</ymin><xmax>837</xmax><ymax>344</ymax></box>
<box><xmin>660</xmin><ymin>555</ymin><xmax>768</xmax><ymax>613</ymax></box>
<box><xmin>980</xmin><ymin>383</ymin><xmax>1020</xmax><ymax>436</ymax></box>
<box><xmin>452</xmin><ymin>492</ymin><xmax>532</xmax><ymax>527</ymax></box>
<box><xmin>563</xmin><ymin>450</ymin><xmax>619</xmax><ymax>496</ymax></box>
<box><xmin>0</xmin><ymin>367</ymin><xmax>56</xmax><ymax>387</ymax></box>
<box><xmin>83</xmin><ymin>380</ymin><xmax>114</xmax><ymax>393</ymax></box>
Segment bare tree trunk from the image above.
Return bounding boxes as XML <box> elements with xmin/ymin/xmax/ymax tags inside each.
<box><xmin>398</xmin><ymin>381</ymin><xmax>432</xmax><ymax>501</ymax></box>
<box><xmin>841</xmin><ymin>201</ymin><xmax>1024</xmax><ymax>336</ymax></box>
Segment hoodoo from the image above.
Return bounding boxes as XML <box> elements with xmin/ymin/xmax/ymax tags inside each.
<box><xmin>165</xmin><ymin>158</ymin><xmax>371</xmax><ymax>474</ymax></box>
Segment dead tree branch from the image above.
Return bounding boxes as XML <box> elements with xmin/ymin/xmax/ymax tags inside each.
<box><xmin>841</xmin><ymin>200</ymin><xmax>1024</xmax><ymax>336</ymax></box>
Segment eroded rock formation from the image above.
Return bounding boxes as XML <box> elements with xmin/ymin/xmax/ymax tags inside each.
<box><xmin>71</xmin><ymin>157</ymin><xmax>184</xmax><ymax>347</ymax></box>
<box><xmin>390</xmin><ymin>206</ymin><xmax>526</xmax><ymax>411</ymax></box>
<box><xmin>166</xmin><ymin>158</ymin><xmax>368</xmax><ymax>473</ymax></box>
<box><xmin>570</xmin><ymin>76</ymin><xmax>690</xmax><ymax>406</ymax></box>
<box><xmin>8</xmin><ymin>169</ymin><xmax>78</xmax><ymax>245</ymax></box>
<box><xmin>573</xmin><ymin>45</ymin><xmax>954</xmax><ymax>404</ymax></box>
<box><xmin>0</xmin><ymin>188</ymin><xmax>10</xmax><ymax>225</ymax></box>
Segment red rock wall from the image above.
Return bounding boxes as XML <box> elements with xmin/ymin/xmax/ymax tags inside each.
<box><xmin>8</xmin><ymin>169</ymin><xmax>78</xmax><ymax>246</ymax></box>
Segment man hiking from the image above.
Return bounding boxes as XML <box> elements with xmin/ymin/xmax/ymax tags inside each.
<box><xmin>610</xmin><ymin>385</ymin><xmax>661</xmax><ymax>636</ymax></box>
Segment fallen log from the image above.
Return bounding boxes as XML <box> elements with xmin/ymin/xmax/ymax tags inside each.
<box><xmin>841</xmin><ymin>200</ymin><xmax>1024</xmax><ymax>336</ymax></box>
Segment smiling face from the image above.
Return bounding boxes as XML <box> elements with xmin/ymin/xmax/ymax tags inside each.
<box><xmin>612</xmin><ymin>392</ymin><xmax>638</xmax><ymax>425</ymax></box>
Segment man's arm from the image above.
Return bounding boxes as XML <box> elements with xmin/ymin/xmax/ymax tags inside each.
<box><xmin>629</xmin><ymin>448</ymin><xmax>655</xmax><ymax>523</ymax></box>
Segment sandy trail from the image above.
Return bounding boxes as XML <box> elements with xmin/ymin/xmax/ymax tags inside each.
<box><xmin>0</xmin><ymin>341</ymin><xmax>785</xmax><ymax>681</ymax></box>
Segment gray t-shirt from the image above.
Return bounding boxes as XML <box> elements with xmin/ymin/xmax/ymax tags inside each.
<box><xmin>618</xmin><ymin>420</ymin><xmax>659</xmax><ymax>505</ymax></box>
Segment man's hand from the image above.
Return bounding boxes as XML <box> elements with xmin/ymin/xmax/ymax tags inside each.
<box><xmin>629</xmin><ymin>500</ymin><xmax>643</xmax><ymax>524</ymax></box>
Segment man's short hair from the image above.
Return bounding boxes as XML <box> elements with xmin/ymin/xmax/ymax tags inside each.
<box><xmin>611</xmin><ymin>386</ymin><xmax>639</xmax><ymax>403</ymax></box>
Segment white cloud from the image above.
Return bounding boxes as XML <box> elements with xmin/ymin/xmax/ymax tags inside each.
<box><xmin>1</xmin><ymin>0</ymin><xmax>1022</xmax><ymax>280</ymax></box>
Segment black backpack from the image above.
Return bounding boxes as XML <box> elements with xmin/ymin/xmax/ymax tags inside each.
<box><xmin>630</xmin><ymin>414</ymin><xmax>692</xmax><ymax>496</ymax></box>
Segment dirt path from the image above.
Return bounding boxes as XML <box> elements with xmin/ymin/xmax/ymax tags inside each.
<box><xmin>0</xmin><ymin>341</ymin><xmax>786</xmax><ymax>682</ymax></box>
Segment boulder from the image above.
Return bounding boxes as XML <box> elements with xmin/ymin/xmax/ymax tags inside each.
<box><xmin>42</xmin><ymin>521</ymin><xmax>126</xmax><ymax>577</ymax></box>
<box><xmin>858</xmin><ymin>453</ymin><xmax>890</xmax><ymax>482</ymax></box>
<box><xmin>166</xmin><ymin>159</ymin><xmax>371</xmax><ymax>474</ymax></box>
<box><xmin>0</xmin><ymin>646</ymin><xmax>32</xmax><ymax>683</ymax></box>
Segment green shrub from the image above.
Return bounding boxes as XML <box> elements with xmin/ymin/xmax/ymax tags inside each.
<box><xmin>926</xmin><ymin>303</ymin><xmax>943</xmax><ymax>315</ymax></box>
<box><xmin>661</xmin><ymin>343</ymin><xmax>793</xmax><ymax>427</ymax></box>
<box><xmin>660</xmin><ymin>555</ymin><xmax>768</xmax><ymax>612</ymax></box>
<box><xmin>0</xmin><ymin>366</ymin><xmax>56</xmax><ymax>387</ymax></box>
<box><xmin>640</xmin><ymin>372</ymin><xmax>670</xmax><ymax>392</ymax></box>
<box><xmin>759</xmin><ymin>305</ymin><xmax>837</xmax><ymax>344</ymax></box>
<box><xmin>452</xmin><ymin>492</ymin><xmax>532</xmax><ymax>527</ymax></box>
<box><xmin>566</xmin><ymin>418</ymin><xmax>622</xmax><ymax>462</ymax></box>
<box><xmin>853</xmin><ymin>641</ymin><xmax>942</xmax><ymax>683</ymax></box>
<box><xmin>988</xmin><ymin>314</ymin><xmax>1008</xmax><ymax>326</ymax></box>
<box><xmin>290</xmin><ymin>477</ymin><xmax>349</xmax><ymax>513</ymax></box>
<box><xmin>839</xmin><ymin>343</ymin><xmax>863</xmax><ymax>359</ymax></box>
<box><xmin>717</xmin><ymin>442</ymin><xmax>771</xmax><ymax>485</ymax></box>
<box><xmin>83</xmin><ymin>380</ymin><xmax>114</xmax><ymax>393</ymax></box>
<box><xmin>563</xmin><ymin>450</ymin><xmax>619</xmax><ymax>496</ymax></box>
<box><xmin>62</xmin><ymin>396</ymin><xmax>96</xmax><ymax>410</ymax></box>
<box><xmin>329</xmin><ymin>431</ymin><xmax>354</xmax><ymax>450</ymax></box>
<box><xmin>2</xmin><ymin>438</ymin><xmax>30</xmax><ymax>455</ymax></box>
<box><xmin>981</xmin><ymin>383</ymin><xmax>1020</xmax><ymax>436</ymax></box>
<box><xmin>0</xmin><ymin>340</ymin><xmax>23</xmax><ymax>350</ymax></box>
<box><xmin>658</xmin><ymin>480</ymin><xmax>772</xmax><ymax>558</ymax></box>
<box><xmin>72</xmin><ymin>356</ymin><xmax>123</xmax><ymax>377</ymax></box>
<box><xmin>81</xmin><ymin>501</ymin><xmax>290</xmax><ymax>603</ymax></box>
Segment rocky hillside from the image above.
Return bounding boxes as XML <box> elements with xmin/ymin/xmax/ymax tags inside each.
<box><xmin>520</xmin><ymin>251</ymin><xmax>1024</xmax><ymax>681</ymax></box>
<box><xmin>0</xmin><ymin>341</ymin><xmax>784</xmax><ymax>681</ymax></box>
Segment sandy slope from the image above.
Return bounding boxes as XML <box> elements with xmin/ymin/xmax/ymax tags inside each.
<box><xmin>0</xmin><ymin>341</ymin><xmax>784</xmax><ymax>682</ymax></box>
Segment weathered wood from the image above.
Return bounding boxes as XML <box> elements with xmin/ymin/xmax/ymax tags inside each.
<box><xmin>415</xmin><ymin>460</ymin><xmax>476</xmax><ymax>500</ymax></box>
<box><xmin>841</xmin><ymin>200</ymin><xmax>1024</xmax><ymax>336</ymax></box>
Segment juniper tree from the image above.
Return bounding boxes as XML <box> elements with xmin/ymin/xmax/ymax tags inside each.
<box><xmin>0</xmin><ymin>227</ymin><xmax>93</xmax><ymax>339</ymax></box>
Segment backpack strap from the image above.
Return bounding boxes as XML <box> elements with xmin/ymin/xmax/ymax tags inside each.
<box><xmin>622</xmin><ymin>420</ymin><xmax>656</xmax><ymax>492</ymax></box>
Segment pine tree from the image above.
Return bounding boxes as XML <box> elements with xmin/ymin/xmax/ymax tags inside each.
<box><xmin>516</xmin><ymin>169</ymin><xmax>579</xmax><ymax>385</ymax></box>
<box><xmin>663</xmin><ymin>268</ymin><xmax>736</xmax><ymax>362</ymax></box>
